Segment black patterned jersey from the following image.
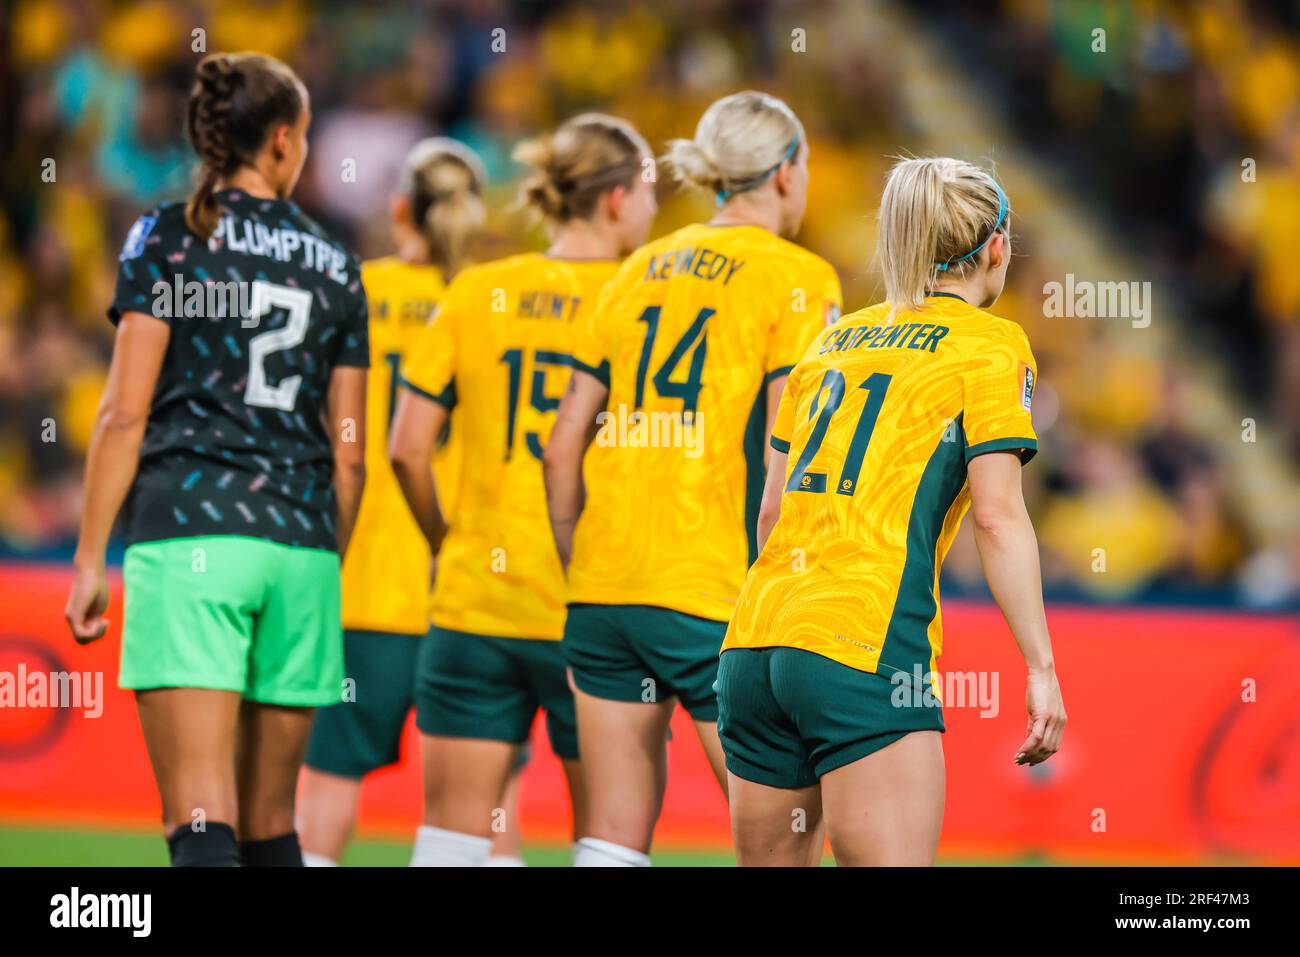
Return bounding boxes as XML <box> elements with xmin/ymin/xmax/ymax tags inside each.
<box><xmin>108</xmin><ymin>189</ymin><xmax>369</xmax><ymax>552</ymax></box>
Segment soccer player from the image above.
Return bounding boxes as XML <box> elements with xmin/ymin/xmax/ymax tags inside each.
<box><xmin>63</xmin><ymin>53</ymin><xmax>368</xmax><ymax>867</ymax></box>
<box><xmin>296</xmin><ymin>138</ymin><xmax>488</xmax><ymax>868</ymax></box>
<box><xmin>388</xmin><ymin>114</ymin><xmax>658</xmax><ymax>867</ymax></box>
<box><xmin>718</xmin><ymin>157</ymin><xmax>1067</xmax><ymax>866</ymax></box>
<box><xmin>542</xmin><ymin>91</ymin><xmax>842</xmax><ymax>866</ymax></box>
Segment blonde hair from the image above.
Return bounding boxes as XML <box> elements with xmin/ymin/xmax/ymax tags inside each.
<box><xmin>877</xmin><ymin>156</ymin><xmax>1009</xmax><ymax>316</ymax></box>
<box><xmin>399</xmin><ymin>138</ymin><xmax>487</xmax><ymax>276</ymax></box>
<box><xmin>664</xmin><ymin>91</ymin><xmax>804</xmax><ymax>203</ymax></box>
<box><xmin>513</xmin><ymin>113</ymin><xmax>650</xmax><ymax>225</ymax></box>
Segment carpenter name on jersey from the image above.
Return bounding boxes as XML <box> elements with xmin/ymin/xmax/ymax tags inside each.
<box><xmin>108</xmin><ymin>189</ymin><xmax>369</xmax><ymax>552</ymax></box>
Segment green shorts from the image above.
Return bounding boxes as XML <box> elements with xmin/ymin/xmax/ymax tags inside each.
<box><xmin>120</xmin><ymin>535</ymin><xmax>343</xmax><ymax>707</ymax></box>
<box><xmin>716</xmin><ymin>647</ymin><xmax>945</xmax><ymax>789</ymax></box>
<box><xmin>304</xmin><ymin>629</ymin><xmax>421</xmax><ymax>777</ymax></box>
<box><xmin>563</xmin><ymin>603</ymin><xmax>726</xmax><ymax>722</ymax></box>
<box><xmin>414</xmin><ymin>625</ymin><xmax>578</xmax><ymax>760</ymax></box>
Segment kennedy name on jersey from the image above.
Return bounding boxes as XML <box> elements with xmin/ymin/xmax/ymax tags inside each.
<box><xmin>642</xmin><ymin>245</ymin><xmax>746</xmax><ymax>285</ymax></box>
<box><xmin>212</xmin><ymin>212</ymin><xmax>353</xmax><ymax>286</ymax></box>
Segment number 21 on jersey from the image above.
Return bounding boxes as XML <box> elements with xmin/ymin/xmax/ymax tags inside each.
<box><xmin>786</xmin><ymin>369</ymin><xmax>892</xmax><ymax>497</ymax></box>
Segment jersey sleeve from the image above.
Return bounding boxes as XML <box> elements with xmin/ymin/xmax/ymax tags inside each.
<box><xmin>108</xmin><ymin>210</ymin><xmax>170</xmax><ymax>325</ymax></box>
<box><xmin>568</xmin><ymin>271</ymin><xmax>618</xmax><ymax>387</ymax></box>
<box><xmin>400</xmin><ymin>282</ymin><xmax>460</xmax><ymax>409</ymax></box>
<box><xmin>334</xmin><ymin>271</ymin><xmax>370</xmax><ymax>368</ymax></box>
<box><xmin>765</xmin><ymin>259</ymin><xmax>842</xmax><ymax>378</ymax></box>
<box><xmin>768</xmin><ymin>366</ymin><xmax>800</xmax><ymax>454</ymax></box>
<box><xmin>962</xmin><ymin>325</ymin><xmax>1039</xmax><ymax>463</ymax></box>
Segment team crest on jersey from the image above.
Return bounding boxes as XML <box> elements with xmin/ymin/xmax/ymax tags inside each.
<box><xmin>119</xmin><ymin>215</ymin><xmax>157</xmax><ymax>261</ymax></box>
<box><xmin>1020</xmin><ymin>362</ymin><xmax>1035</xmax><ymax>411</ymax></box>
<box><xmin>824</xmin><ymin>301</ymin><xmax>841</xmax><ymax>326</ymax></box>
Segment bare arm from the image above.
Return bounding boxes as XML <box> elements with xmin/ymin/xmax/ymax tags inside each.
<box><xmin>542</xmin><ymin>370</ymin><xmax>609</xmax><ymax>570</ymax></box>
<box><xmin>66</xmin><ymin>312</ymin><xmax>170</xmax><ymax>643</ymax></box>
<box><xmin>388</xmin><ymin>387</ymin><xmax>449</xmax><ymax>554</ymax></box>
<box><xmin>763</xmin><ymin>373</ymin><xmax>787</xmax><ymax>470</ymax></box>
<box><xmin>327</xmin><ymin>365</ymin><xmax>367</xmax><ymax>559</ymax></box>
<box><xmin>756</xmin><ymin>448</ymin><xmax>788</xmax><ymax>553</ymax></box>
<box><xmin>967</xmin><ymin>451</ymin><xmax>1065</xmax><ymax>765</ymax></box>
<box><xmin>751</xmin><ymin>372</ymin><xmax>793</xmax><ymax>549</ymax></box>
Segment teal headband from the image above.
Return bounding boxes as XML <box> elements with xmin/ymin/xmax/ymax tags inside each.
<box><xmin>935</xmin><ymin>183</ymin><xmax>1009</xmax><ymax>272</ymax></box>
<box><xmin>715</xmin><ymin>138</ymin><xmax>800</xmax><ymax>207</ymax></box>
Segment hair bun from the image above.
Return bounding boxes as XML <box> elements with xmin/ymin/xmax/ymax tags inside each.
<box><xmin>511</xmin><ymin>114</ymin><xmax>650</xmax><ymax>226</ymax></box>
<box><xmin>663</xmin><ymin>91</ymin><xmax>804</xmax><ymax>202</ymax></box>
<box><xmin>664</xmin><ymin>138</ymin><xmax>725</xmax><ymax>193</ymax></box>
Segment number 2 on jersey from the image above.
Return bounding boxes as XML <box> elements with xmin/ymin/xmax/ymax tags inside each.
<box><xmin>786</xmin><ymin>370</ymin><xmax>892</xmax><ymax>496</ymax></box>
<box><xmin>244</xmin><ymin>280</ymin><xmax>312</xmax><ymax>411</ymax></box>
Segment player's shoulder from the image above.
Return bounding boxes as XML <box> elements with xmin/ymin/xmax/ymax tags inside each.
<box><xmin>466</xmin><ymin>250</ymin><xmax>618</xmax><ymax>290</ymax></box>
<box><xmin>835</xmin><ymin>301</ymin><xmax>891</xmax><ymax>329</ymax></box>
<box><xmin>750</xmin><ymin>229</ymin><xmax>836</xmax><ymax>277</ymax></box>
<box><xmin>611</xmin><ymin>223</ymin><xmax>699</xmax><ymax>278</ymax></box>
<box><xmin>467</xmin><ymin>251</ymin><xmax>551</xmax><ymax>281</ymax></box>
<box><xmin>964</xmin><ymin>305</ymin><xmax>1032</xmax><ymax>351</ymax></box>
<box><xmin>361</xmin><ymin>255</ymin><xmax>402</xmax><ymax>281</ymax></box>
<box><xmin>117</xmin><ymin>201</ymin><xmax>187</xmax><ymax>262</ymax></box>
<box><xmin>444</xmin><ymin>251</ymin><xmax>542</xmax><ymax>293</ymax></box>
<box><xmin>362</xmin><ymin>255</ymin><xmax>444</xmax><ymax>288</ymax></box>
<box><xmin>792</xmin><ymin>302</ymin><xmax>887</xmax><ymax>365</ymax></box>
<box><xmin>283</xmin><ymin>200</ymin><xmax>362</xmax><ymax>271</ymax></box>
<box><xmin>704</xmin><ymin>226</ymin><xmax>839</xmax><ymax>294</ymax></box>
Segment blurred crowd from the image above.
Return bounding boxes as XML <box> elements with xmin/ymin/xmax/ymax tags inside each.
<box><xmin>928</xmin><ymin>0</ymin><xmax>1300</xmax><ymax>604</ymax></box>
<box><xmin>2</xmin><ymin>0</ymin><xmax>1296</xmax><ymax>606</ymax></box>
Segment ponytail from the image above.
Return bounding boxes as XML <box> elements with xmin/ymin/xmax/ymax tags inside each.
<box><xmin>400</xmin><ymin>138</ymin><xmax>487</xmax><ymax>277</ymax></box>
<box><xmin>664</xmin><ymin>91</ymin><xmax>804</xmax><ymax>205</ymax></box>
<box><xmin>877</xmin><ymin>157</ymin><xmax>1009</xmax><ymax>317</ymax></box>
<box><xmin>513</xmin><ymin>113</ymin><xmax>650</xmax><ymax>226</ymax></box>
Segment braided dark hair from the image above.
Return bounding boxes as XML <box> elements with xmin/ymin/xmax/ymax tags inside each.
<box><xmin>185</xmin><ymin>52</ymin><xmax>304</xmax><ymax>240</ymax></box>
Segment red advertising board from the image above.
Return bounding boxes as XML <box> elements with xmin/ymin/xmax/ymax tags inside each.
<box><xmin>1</xmin><ymin>562</ymin><xmax>1296</xmax><ymax>861</ymax></box>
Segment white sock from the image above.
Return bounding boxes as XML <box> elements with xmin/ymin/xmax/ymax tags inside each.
<box><xmin>410</xmin><ymin>825</ymin><xmax>492</xmax><ymax>867</ymax></box>
<box><xmin>573</xmin><ymin>836</ymin><xmax>651</xmax><ymax>867</ymax></box>
<box><xmin>302</xmin><ymin>851</ymin><xmax>338</xmax><ymax>867</ymax></box>
<box><xmin>485</xmin><ymin>855</ymin><xmax>527</xmax><ymax>867</ymax></box>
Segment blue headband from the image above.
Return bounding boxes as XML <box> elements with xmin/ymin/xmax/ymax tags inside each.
<box><xmin>935</xmin><ymin>184</ymin><xmax>1008</xmax><ymax>271</ymax></box>
<box><xmin>716</xmin><ymin>138</ymin><xmax>800</xmax><ymax>207</ymax></box>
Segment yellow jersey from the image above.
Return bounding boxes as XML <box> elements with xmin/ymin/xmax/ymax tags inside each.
<box><xmin>401</xmin><ymin>252</ymin><xmax>620</xmax><ymax>640</ymax></box>
<box><xmin>340</xmin><ymin>256</ymin><xmax>455</xmax><ymax>635</ymax></box>
<box><xmin>722</xmin><ymin>293</ymin><xmax>1039</xmax><ymax>695</ymax></box>
<box><xmin>567</xmin><ymin>222</ymin><xmax>842</xmax><ymax>622</ymax></box>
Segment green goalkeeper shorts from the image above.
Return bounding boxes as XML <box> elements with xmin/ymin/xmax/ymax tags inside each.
<box><xmin>119</xmin><ymin>535</ymin><xmax>343</xmax><ymax>707</ymax></box>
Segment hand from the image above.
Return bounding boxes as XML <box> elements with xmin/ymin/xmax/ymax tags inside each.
<box><xmin>1015</xmin><ymin>667</ymin><xmax>1065</xmax><ymax>766</ymax></box>
<box><xmin>65</xmin><ymin>563</ymin><xmax>110</xmax><ymax>644</ymax></box>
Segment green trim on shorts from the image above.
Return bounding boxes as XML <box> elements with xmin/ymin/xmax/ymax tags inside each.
<box><xmin>120</xmin><ymin>535</ymin><xmax>343</xmax><ymax>707</ymax></box>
